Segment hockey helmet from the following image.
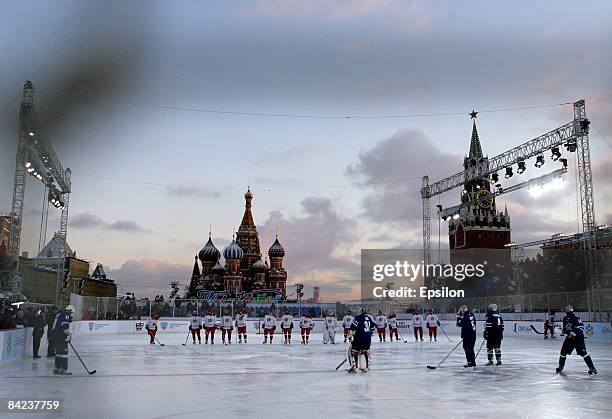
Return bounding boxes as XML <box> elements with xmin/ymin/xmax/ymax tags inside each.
<box><xmin>428</xmin><ymin>308</ymin><xmax>433</xmax><ymax>314</ymax></box>
<box><xmin>565</xmin><ymin>305</ymin><xmax>573</xmax><ymax>313</ymax></box>
<box><xmin>415</xmin><ymin>308</ymin><xmax>420</xmax><ymax>314</ymax></box>
<box><xmin>347</xmin><ymin>309</ymin><xmax>352</xmax><ymax>315</ymax></box>
<box><xmin>192</xmin><ymin>310</ymin><xmax>197</xmax><ymax>316</ymax></box>
<box><xmin>65</xmin><ymin>305</ymin><xmax>75</xmax><ymax>314</ymax></box>
<box><xmin>488</xmin><ymin>303</ymin><xmax>498</xmax><ymax>312</ymax></box>
<box><xmin>458</xmin><ymin>305</ymin><xmax>468</xmax><ymax>314</ymax></box>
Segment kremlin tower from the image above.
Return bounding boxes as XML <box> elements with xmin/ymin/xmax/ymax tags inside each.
<box><xmin>448</xmin><ymin>112</ymin><xmax>511</xmax><ymax>259</ymax></box>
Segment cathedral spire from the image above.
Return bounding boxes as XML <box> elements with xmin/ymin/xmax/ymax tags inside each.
<box><xmin>240</xmin><ymin>188</ymin><xmax>255</xmax><ymax>227</ymax></box>
<box><xmin>469</xmin><ymin>110</ymin><xmax>483</xmax><ymax>159</ymax></box>
<box><xmin>192</xmin><ymin>255</ymin><xmax>201</xmax><ymax>277</ymax></box>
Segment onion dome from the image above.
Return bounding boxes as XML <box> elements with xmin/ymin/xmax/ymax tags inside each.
<box><xmin>223</xmin><ymin>238</ymin><xmax>244</xmax><ymax>260</ymax></box>
<box><xmin>268</xmin><ymin>235</ymin><xmax>285</xmax><ymax>258</ymax></box>
<box><xmin>198</xmin><ymin>234</ymin><xmax>220</xmax><ymax>263</ymax></box>
<box><xmin>212</xmin><ymin>260</ymin><xmax>225</xmax><ymax>273</ymax></box>
<box><xmin>252</xmin><ymin>257</ymin><xmax>268</xmax><ymax>272</ymax></box>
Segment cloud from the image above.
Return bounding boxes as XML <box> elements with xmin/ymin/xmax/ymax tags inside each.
<box><xmin>256</xmin><ymin>196</ymin><xmax>360</xmax><ymax>299</ymax></box>
<box><xmin>70</xmin><ymin>213</ymin><xmax>107</xmax><ymax>228</ymax></box>
<box><xmin>166</xmin><ymin>185</ymin><xmax>223</xmax><ymax>198</ymax></box>
<box><xmin>70</xmin><ymin>212</ymin><xmax>150</xmax><ymax>233</ymax></box>
<box><xmin>235</xmin><ymin>0</ymin><xmax>432</xmax><ymax>34</ymax></box>
<box><xmin>108</xmin><ymin>259</ymin><xmax>191</xmax><ymax>297</ymax></box>
<box><xmin>346</xmin><ymin>129</ymin><xmax>459</xmax><ymax>227</ymax></box>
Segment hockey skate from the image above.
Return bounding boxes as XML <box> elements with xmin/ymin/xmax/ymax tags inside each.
<box><xmin>463</xmin><ymin>363</ymin><xmax>476</xmax><ymax>368</ymax></box>
<box><xmin>588</xmin><ymin>368</ymin><xmax>598</xmax><ymax>375</ymax></box>
<box><xmin>54</xmin><ymin>368</ymin><xmax>72</xmax><ymax>376</ymax></box>
<box><xmin>496</xmin><ymin>360</ymin><xmax>502</xmax><ymax>366</ymax></box>
<box><xmin>359</xmin><ymin>367</ymin><xmax>369</xmax><ymax>373</ymax></box>
<box><xmin>486</xmin><ymin>360</ymin><xmax>494</xmax><ymax>366</ymax></box>
<box><xmin>556</xmin><ymin>366</ymin><xmax>563</xmax><ymax>374</ymax></box>
<box><xmin>347</xmin><ymin>366</ymin><xmax>357</xmax><ymax>373</ymax></box>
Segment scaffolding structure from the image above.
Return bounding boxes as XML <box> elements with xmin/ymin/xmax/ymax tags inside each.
<box><xmin>2</xmin><ymin>81</ymin><xmax>72</xmax><ymax>304</ymax></box>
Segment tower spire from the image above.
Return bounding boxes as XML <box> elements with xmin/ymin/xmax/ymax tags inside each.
<box><xmin>468</xmin><ymin>110</ymin><xmax>483</xmax><ymax>159</ymax></box>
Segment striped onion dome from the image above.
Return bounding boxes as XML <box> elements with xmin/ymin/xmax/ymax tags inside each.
<box><xmin>268</xmin><ymin>236</ymin><xmax>285</xmax><ymax>258</ymax></box>
<box><xmin>223</xmin><ymin>239</ymin><xmax>244</xmax><ymax>260</ymax></box>
<box><xmin>198</xmin><ymin>235</ymin><xmax>220</xmax><ymax>263</ymax></box>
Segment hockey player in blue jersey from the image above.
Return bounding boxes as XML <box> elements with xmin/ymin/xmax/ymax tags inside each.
<box><xmin>484</xmin><ymin>303</ymin><xmax>504</xmax><ymax>366</ymax></box>
<box><xmin>348</xmin><ymin>307</ymin><xmax>375</xmax><ymax>373</ymax></box>
<box><xmin>456</xmin><ymin>305</ymin><xmax>477</xmax><ymax>367</ymax></box>
<box><xmin>51</xmin><ymin>305</ymin><xmax>75</xmax><ymax>376</ymax></box>
<box><xmin>556</xmin><ymin>305</ymin><xmax>597</xmax><ymax>375</ymax></box>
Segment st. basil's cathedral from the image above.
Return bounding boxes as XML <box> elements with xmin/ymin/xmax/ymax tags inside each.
<box><xmin>186</xmin><ymin>188</ymin><xmax>288</xmax><ymax>298</ymax></box>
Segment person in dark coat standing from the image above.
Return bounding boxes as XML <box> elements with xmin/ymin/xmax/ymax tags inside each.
<box><xmin>46</xmin><ymin>308</ymin><xmax>57</xmax><ymax>357</ymax></box>
<box><xmin>32</xmin><ymin>310</ymin><xmax>46</xmax><ymax>358</ymax></box>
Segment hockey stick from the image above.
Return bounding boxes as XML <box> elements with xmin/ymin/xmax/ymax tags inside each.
<box><xmin>154</xmin><ymin>336</ymin><xmax>165</xmax><ymax>346</ymax></box>
<box><xmin>182</xmin><ymin>330</ymin><xmax>191</xmax><ymax>346</ymax></box>
<box><xmin>426</xmin><ymin>339</ymin><xmax>463</xmax><ymax>370</ymax></box>
<box><xmin>530</xmin><ymin>325</ymin><xmax>545</xmax><ymax>335</ymax></box>
<box><xmin>475</xmin><ymin>339</ymin><xmax>486</xmax><ymax>359</ymax></box>
<box><xmin>397</xmin><ymin>329</ymin><xmax>408</xmax><ymax>343</ymax></box>
<box><xmin>439</xmin><ymin>326</ymin><xmax>453</xmax><ymax>342</ymax></box>
<box><xmin>68</xmin><ymin>342</ymin><xmax>96</xmax><ymax>375</ymax></box>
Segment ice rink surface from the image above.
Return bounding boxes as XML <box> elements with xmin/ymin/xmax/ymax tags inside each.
<box><xmin>1</xmin><ymin>330</ymin><xmax>611</xmax><ymax>419</ymax></box>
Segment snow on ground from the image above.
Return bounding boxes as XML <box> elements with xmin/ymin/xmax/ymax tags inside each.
<box><xmin>1</xmin><ymin>330</ymin><xmax>611</xmax><ymax>419</ymax></box>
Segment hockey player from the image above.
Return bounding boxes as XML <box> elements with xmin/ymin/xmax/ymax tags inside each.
<box><xmin>375</xmin><ymin>310</ymin><xmax>388</xmax><ymax>342</ymax></box>
<box><xmin>235</xmin><ymin>307</ymin><xmax>248</xmax><ymax>343</ymax></box>
<box><xmin>556</xmin><ymin>305</ymin><xmax>597</xmax><ymax>375</ymax></box>
<box><xmin>262</xmin><ymin>310</ymin><xmax>276</xmax><ymax>344</ymax></box>
<box><xmin>221</xmin><ymin>309</ymin><xmax>233</xmax><ymax>345</ymax></box>
<box><xmin>300</xmin><ymin>312</ymin><xmax>313</xmax><ymax>344</ymax></box>
<box><xmin>280</xmin><ymin>309</ymin><xmax>294</xmax><ymax>344</ymax></box>
<box><xmin>544</xmin><ymin>309</ymin><xmax>556</xmax><ymax>339</ymax></box>
<box><xmin>203</xmin><ymin>309</ymin><xmax>217</xmax><ymax>344</ymax></box>
<box><xmin>51</xmin><ymin>305</ymin><xmax>74</xmax><ymax>375</ymax></box>
<box><xmin>189</xmin><ymin>311</ymin><xmax>202</xmax><ymax>344</ymax></box>
<box><xmin>484</xmin><ymin>304</ymin><xmax>504</xmax><ymax>365</ymax></box>
<box><xmin>388</xmin><ymin>312</ymin><xmax>399</xmax><ymax>342</ymax></box>
<box><xmin>412</xmin><ymin>309</ymin><xmax>424</xmax><ymax>342</ymax></box>
<box><xmin>457</xmin><ymin>305</ymin><xmax>477</xmax><ymax>367</ymax></box>
<box><xmin>146</xmin><ymin>314</ymin><xmax>160</xmax><ymax>344</ymax></box>
<box><xmin>425</xmin><ymin>308</ymin><xmax>440</xmax><ymax>342</ymax></box>
<box><xmin>342</xmin><ymin>310</ymin><xmax>355</xmax><ymax>343</ymax></box>
<box><xmin>323</xmin><ymin>312</ymin><xmax>337</xmax><ymax>344</ymax></box>
<box><xmin>348</xmin><ymin>307</ymin><xmax>375</xmax><ymax>372</ymax></box>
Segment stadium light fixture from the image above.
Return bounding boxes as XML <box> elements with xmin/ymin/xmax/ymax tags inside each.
<box><xmin>551</xmin><ymin>147</ymin><xmax>561</xmax><ymax>161</ymax></box>
<box><xmin>534</xmin><ymin>155</ymin><xmax>545</xmax><ymax>168</ymax></box>
<box><xmin>505</xmin><ymin>167</ymin><xmax>513</xmax><ymax>179</ymax></box>
<box><xmin>517</xmin><ymin>160</ymin><xmax>527</xmax><ymax>174</ymax></box>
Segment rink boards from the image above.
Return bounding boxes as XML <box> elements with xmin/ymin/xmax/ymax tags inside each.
<box><xmin>68</xmin><ymin>318</ymin><xmax>612</xmax><ymax>341</ymax></box>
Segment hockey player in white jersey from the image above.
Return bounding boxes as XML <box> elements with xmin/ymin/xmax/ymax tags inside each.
<box><xmin>412</xmin><ymin>309</ymin><xmax>424</xmax><ymax>341</ymax></box>
<box><xmin>425</xmin><ymin>308</ymin><xmax>440</xmax><ymax>342</ymax></box>
<box><xmin>189</xmin><ymin>311</ymin><xmax>202</xmax><ymax>344</ymax></box>
<box><xmin>300</xmin><ymin>313</ymin><xmax>313</xmax><ymax>344</ymax></box>
<box><xmin>342</xmin><ymin>310</ymin><xmax>355</xmax><ymax>343</ymax></box>
<box><xmin>388</xmin><ymin>312</ymin><xmax>399</xmax><ymax>342</ymax></box>
<box><xmin>262</xmin><ymin>310</ymin><xmax>277</xmax><ymax>344</ymax></box>
<box><xmin>323</xmin><ymin>312</ymin><xmax>337</xmax><ymax>344</ymax></box>
<box><xmin>235</xmin><ymin>307</ymin><xmax>248</xmax><ymax>343</ymax></box>
<box><xmin>146</xmin><ymin>315</ymin><xmax>160</xmax><ymax>344</ymax></box>
<box><xmin>203</xmin><ymin>308</ymin><xmax>218</xmax><ymax>345</ymax></box>
<box><xmin>220</xmin><ymin>309</ymin><xmax>234</xmax><ymax>345</ymax></box>
<box><xmin>280</xmin><ymin>309</ymin><xmax>294</xmax><ymax>345</ymax></box>
<box><xmin>375</xmin><ymin>310</ymin><xmax>388</xmax><ymax>342</ymax></box>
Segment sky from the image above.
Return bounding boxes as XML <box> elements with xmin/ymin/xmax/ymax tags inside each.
<box><xmin>0</xmin><ymin>1</ymin><xmax>611</xmax><ymax>301</ymax></box>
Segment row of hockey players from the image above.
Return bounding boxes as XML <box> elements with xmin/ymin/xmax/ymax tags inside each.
<box><xmin>455</xmin><ymin>303</ymin><xmax>597</xmax><ymax>374</ymax></box>
<box><xmin>372</xmin><ymin>309</ymin><xmax>442</xmax><ymax>342</ymax></box>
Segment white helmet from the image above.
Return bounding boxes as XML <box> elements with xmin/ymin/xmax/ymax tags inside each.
<box><xmin>65</xmin><ymin>305</ymin><xmax>75</xmax><ymax>314</ymax></box>
<box><xmin>488</xmin><ymin>303</ymin><xmax>498</xmax><ymax>312</ymax></box>
<box><xmin>565</xmin><ymin>305</ymin><xmax>573</xmax><ymax>313</ymax></box>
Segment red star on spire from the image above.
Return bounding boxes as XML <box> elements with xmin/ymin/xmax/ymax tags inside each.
<box><xmin>470</xmin><ymin>110</ymin><xmax>478</xmax><ymax>119</ymax></box>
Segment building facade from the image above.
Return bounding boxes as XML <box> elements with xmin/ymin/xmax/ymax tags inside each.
<box><xmin>187</xmin><ymin>189</ymin><xmax>288</xmax><ymax>298</ymax></box>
